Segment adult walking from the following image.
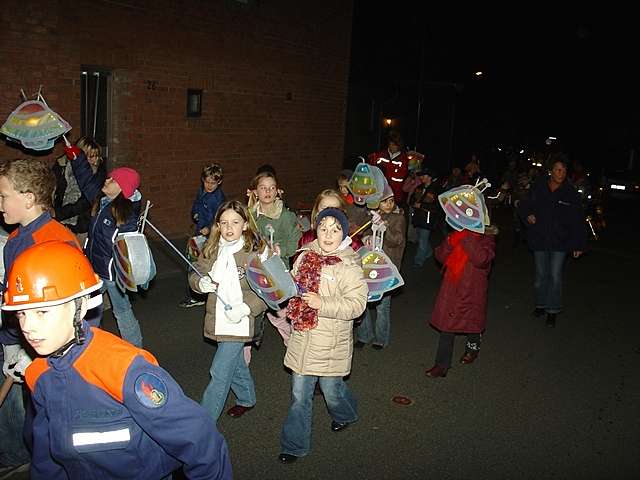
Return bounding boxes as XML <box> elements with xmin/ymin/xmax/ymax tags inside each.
<box><xmin>518</xmin><ymin>155</ymin><xmax>587</xmax><ymax>327</ymax></box>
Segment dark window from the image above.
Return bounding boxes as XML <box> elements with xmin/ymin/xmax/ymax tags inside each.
<box><xmin>187</xmin><ymin>89</ymin><xmax>203</xmax><ymax>117</ymax></box>
<box><xmin>81</xmin><ymin>68</ymin><xmax>111</xmax><ymax>159</ymax></box>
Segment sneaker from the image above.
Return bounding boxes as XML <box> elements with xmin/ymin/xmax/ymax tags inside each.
<box><xmin>178</xmin><ymin>298</ymin><xmax>205</xmax><ymax>308</ymax></box>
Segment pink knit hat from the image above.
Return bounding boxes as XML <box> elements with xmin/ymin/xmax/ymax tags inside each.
<box><xmin>109</xmin><ymin>167</ymin><xmax>140</xmax><ymax>199</ymax></box>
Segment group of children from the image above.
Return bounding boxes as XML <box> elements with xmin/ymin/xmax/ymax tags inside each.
<box><xmin>0</xmin><ymin>138</ymin><xmax>498</xmax><ymax>474</ymax></box>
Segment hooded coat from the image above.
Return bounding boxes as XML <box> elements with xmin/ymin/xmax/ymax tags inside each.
<box><xmin>430</xmin><ymin>229</ymin><xmax>496</xmax><ymax>334</ymax></box>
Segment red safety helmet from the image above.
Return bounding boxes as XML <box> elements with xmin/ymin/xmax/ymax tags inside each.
<box><xmin>2</xmin><ymin>241</ymin><xmax>102</xmax><ymax>311</ymax></box>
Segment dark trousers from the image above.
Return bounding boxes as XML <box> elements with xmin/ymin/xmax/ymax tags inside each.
<box><xmin>435</xmin><ymin>332</ymin><xmax>482</xmax><ymax>368</ymax></box>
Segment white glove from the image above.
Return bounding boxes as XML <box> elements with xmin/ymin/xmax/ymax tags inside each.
<box><xmin>224</xmin><ymin>303</ymin><xmax>251</xmax><ymax>324</ymax></box>
<box><xmin>2</xmin><ymin>344</ymin><xmax>32</xmax><ymax>383</ymax></box>
<box><xmin>370</xmin><ymin>211</ymin><xmax>383</xmax><ymax>225</ymax></box>
<box><xmin>198</xmin><ymin>275</ymin><xmax>217</xmax><ymax>293</ymax></box>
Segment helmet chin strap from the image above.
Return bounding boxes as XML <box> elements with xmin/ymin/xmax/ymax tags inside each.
<box><xmin>50</xmin><ymin>298</ymin><xmax>86</xmax><ymax>358</ymax></box>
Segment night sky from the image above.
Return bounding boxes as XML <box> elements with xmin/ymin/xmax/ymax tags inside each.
<box><xmin>349</xmin><ymin>4</ymin><xmax>639</xmax><ymax>171</ymax></box>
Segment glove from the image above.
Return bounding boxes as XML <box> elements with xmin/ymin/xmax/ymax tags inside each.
<box><xmin>198</xmin><ymin>275</ymin><xmax>217</xmax><ymax>293</ymax></box>
<box><xmin>2</xmin><ymin>344</ymin><xmax>32</xmax><ymax>383</ymax></box>
<box><xmin>370</xmin><ymin>211</ymin><xmax>383</xmax><ymax>225</ymax></box>
<box><xmin>224</xmin><ymin>303</ymin><xmax>251</xmax><ymax>324</ymax></box>
<box><xmin>64</xmin><ymin>145</ymin><xmax>81</xmax><ymax>160</ymax></box>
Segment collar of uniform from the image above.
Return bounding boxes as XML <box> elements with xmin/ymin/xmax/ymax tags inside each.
<box><xmin>47</xmin><ymin>322</ymin><xmax>93</xmax><ymax>371</ymax></box>
<box><xmin>18</xmin><ymin>211</ymin><xmax>52</xmax><ymax>237</ymax></box>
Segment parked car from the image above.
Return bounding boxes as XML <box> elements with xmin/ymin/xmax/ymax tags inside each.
<box><xmin>601</xmin><ymin>168</ymin><xmax>640</xmax><ymax>198</ymax></box>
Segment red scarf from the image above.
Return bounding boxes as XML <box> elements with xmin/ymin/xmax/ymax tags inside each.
<box><xmin>288</xmin><ymin>251</ymin><xmax>341</xmax><ymax>331</ymax></box>
<box><xmin>444</xmin><ymin>230</ymin><xmax>472</xmax><ymax>283</ymax></box>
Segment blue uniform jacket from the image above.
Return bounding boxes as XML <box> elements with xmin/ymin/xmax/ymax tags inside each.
<box><xmin>71</xmin><ymin>152</ymin><xmax>141</xmax><ymax>280</ymax></box>
<box><xmin>191</xmin><ymin>186</ymin><xmax>225</xmax><ymax>234</ymax></box>
<box><xmin>0</xmin><ymin>213</ymin><xmax>81</xmax><ymax>348</ymax></box>
<box><xmin>26</xmin><ymin>325</ymin><xmax>232</xmax><ymax>479</ymax></box>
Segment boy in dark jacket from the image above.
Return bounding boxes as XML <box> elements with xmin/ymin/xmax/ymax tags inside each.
<box><xmin>179</xmin><ymin>164</ymin><xmax>226</xmax><ymax>308</ymax></box>
<box><xmin>0</xmin><ymin>158</ymin><xmax>82</xmax><ymax>472</ymax></box>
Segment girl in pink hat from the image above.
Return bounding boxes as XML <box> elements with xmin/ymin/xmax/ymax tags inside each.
<box><xmin>64</xmin><ymin>144</ymin><xmax>144</xmax><ymax>347</ymax></box>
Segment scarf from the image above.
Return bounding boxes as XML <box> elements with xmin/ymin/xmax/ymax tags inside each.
<box><xmin>443</xmin><ymin>230</ymin><xmax>472</xmax><ymax>283</ymax></box>
<box><xmin>255</xmin><ymin>198</ymin><xmax>284</xmax><ymax>220</ymax></box>
<box><xmin>288</xmin><ymin>250</ymin><xmax>342</xmax><ymax>332</ymax></box>
<box><xmin>209</xmin><ymin>237</ymin><xmax>246</xmax><ymax>327</ymax></box>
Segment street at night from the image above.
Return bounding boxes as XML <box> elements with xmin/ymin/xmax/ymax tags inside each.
<box><xmin>90</xmin><ymin>200</ymin><xmax>638</xmax><ymax>479</ymax></box>
<box><xmin>2</xmin><ymin>2</ymin><xmax>640</xmax><ymax>479</ymax></box>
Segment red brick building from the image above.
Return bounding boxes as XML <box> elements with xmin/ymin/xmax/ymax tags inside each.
<box><xmin>0</xmin><ymin>0</ymin><xmax>353</xmax><ymax>236</ymax></box>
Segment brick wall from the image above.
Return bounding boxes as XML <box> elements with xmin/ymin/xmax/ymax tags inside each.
<box><xmin>0</xmin><ymin>0</ymin><xmax>353</xmax><ymax>236</ymax></box>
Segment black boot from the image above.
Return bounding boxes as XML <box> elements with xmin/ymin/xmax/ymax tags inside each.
<box><xmin>546</xmin><ymin>313</ymin><xmax>556</xmax><ymax>328</ymax></box>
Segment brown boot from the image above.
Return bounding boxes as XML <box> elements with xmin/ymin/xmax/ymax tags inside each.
<box><xmin>425</xmin><ymin>365</ymin><xmax>448</xmax><ymax>378</ymax></box>
<box><xmin>459</xmin><ymin>351</ymin><xmax>479</xmax><ymax>364</ymax></box>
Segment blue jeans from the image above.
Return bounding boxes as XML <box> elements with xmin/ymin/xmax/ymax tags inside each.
<box><xmin>533</xmin><ymin>251</ymin><xmax>567</xmax><ymax>314</ymax></box>
<box><xmin>280</xmin><ymin>374</ymin><xmax>358</xmax><ymax>457</ymax></box>
<box><xmin>201</xmin><ymin>341</ymin><xmax>256</xmax><ymax>422</ymax></box>
<box><xmin>103</xmin><ymin>279</ymin><xmax>143</xmax><ymax>347</ymax></box>
<box><xmin>0</xmin><ymin>377</ymin><xmax>29</xmax><ymax>467</ymax></box>
<box><xmin>413</xmin><ymin>228</ymin><xmax>433</xmax><ymax>266</ymax></box>
<box><xmin>356</xmin><ymin>295</ymin><xmax>391</xmax><ymax>347</ymax></box>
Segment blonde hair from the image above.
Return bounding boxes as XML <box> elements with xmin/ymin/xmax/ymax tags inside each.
<box><xmin>310</xmin><ymin>189</ymin><xmax>346</xmax><ymax>224</ymax></box>
<box><xmin>77</xmin><ymin>136</ymin><xmax>102</xmax><ymax>162</ymax></box>
<box><xmin>247</xmin><ymin>171</ymin><xmax>281</xmax><ymax>209</ymax></box>
<box><xmin>202</xmin><ymin>200</ymin><xmax>263</xmax><ymax>259</ymax></box>
<box><xmin>0</xmin><ymin>158</ymin><xmax>55</xmax><ymax>208</ymax></box>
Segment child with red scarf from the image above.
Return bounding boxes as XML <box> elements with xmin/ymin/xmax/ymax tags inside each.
<box><xmin>425</xmin><ymin>182</ymin><xmax>498</xmax><ymax>378</ymax></box>
<box><xmin>278</xmin><ymin>208</ymin><xmax>368</xmax><ymax>464</ymax></box>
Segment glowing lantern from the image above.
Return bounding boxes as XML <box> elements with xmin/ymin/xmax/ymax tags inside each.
<box><xmin>1</xmin><ymin>99</ymin><xmax>71</xmax><ymax>151</ymax></box>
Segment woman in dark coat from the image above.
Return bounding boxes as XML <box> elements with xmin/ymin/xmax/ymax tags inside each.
<box><xmin>518</xmin><ymin>157</ymin><xmax>586</xmax><ymax>327</ymax></box>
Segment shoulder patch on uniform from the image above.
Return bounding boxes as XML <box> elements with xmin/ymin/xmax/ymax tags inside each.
<box><xmin>134</xmin><ymin>373</ymin><xmax>168</xmax><ymax>408</ymax></box>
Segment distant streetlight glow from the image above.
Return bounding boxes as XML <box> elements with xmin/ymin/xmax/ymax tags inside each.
<box><xmin>475</xmin><ymin>71</ymin><xmax>483</xmax><ymax>76</ymax></box>
<box><xmin>519</xmin><ymin>149</ymin><xmax>524</xmax><ymax>154</ymax></box>
<box><xmin>384</xmin><ymin>118</ymin><xmax>392</xmax><ymax>126</ymax></box>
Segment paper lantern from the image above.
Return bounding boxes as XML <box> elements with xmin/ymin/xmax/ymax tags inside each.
<box><xmin>246</xmin><ymin>252</ymin><xmax>298</xmax><ymax>309</ymax></box>
<box><xmin>407</xmin><ymin>150</ymin><xmax>425</xmax><ymax>172</ymax></box>
<box><xmin>186</xmin><ymin>235</ymin><xmax>207</xmax><ymax>262</ymax></box>
<box><xmin>438</xmin><ymin>183</ymin><xmax>490</xmax><ymax>234</ymax></box>
<box><xmin>357</xmin><ymin>246</ymin><xmax>404</xmax><ymax>302</ymax></box>
<box><xmin>113</xmin><ymin>233</ymin><xmax>156</xmax><ymax>292</ymax></box>
<box><xmin>348</xmin><ymin>162</ymin><xmax>387</xmax><ymax>206</ymax></box>
<box><xmin>1</xmin><ymin>100</ymin><xmax>71</xmax><ymax>151</ymax></box>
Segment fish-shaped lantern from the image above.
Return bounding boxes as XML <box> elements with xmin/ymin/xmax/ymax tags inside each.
<box><xmin>438</xmin><ymin>179</ymin><xmax>491</xmax><ymax>234</ymax></box>
<box><xmin>357</xmin><ymin>247</ymin><xmax>404</xmax><ymax>302</ymax></box>
<box><xmin>348</xmin><ymin>162</ymin><xmax>388</xmax><ymax>207</ymax></box>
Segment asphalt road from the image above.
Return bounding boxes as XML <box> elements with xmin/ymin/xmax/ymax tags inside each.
<box><xmin>14</xmin><ymin>199</ymin><xmax>640</xmax><ymax>479</ymax></box>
